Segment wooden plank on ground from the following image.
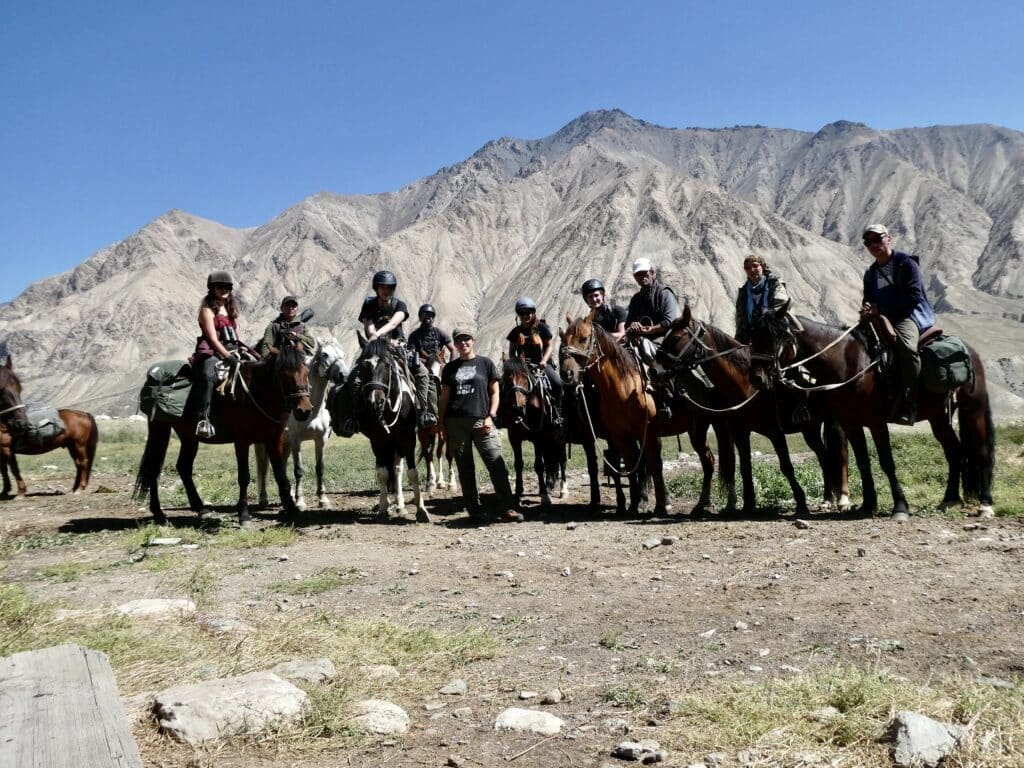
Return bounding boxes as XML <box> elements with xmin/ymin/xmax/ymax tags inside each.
<box><xmin>0</xmin><ymin>643</ymin><xmax>143</xmax><ymax>768</ymax></box>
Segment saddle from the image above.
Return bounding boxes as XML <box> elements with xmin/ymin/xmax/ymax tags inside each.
<box><xmin>866</xmin><ymin>316</ymin><xmax>973</xmax><ymax>396</ymax></box>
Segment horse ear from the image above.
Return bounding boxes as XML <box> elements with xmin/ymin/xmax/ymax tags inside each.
<box><xmin>3</xmin><ymin>356</ymin><xmax>10</xmax><ymax>370</ymax></box>
<box><xmin>501</xmin><ymin>351</ymin><xmax>508</xmax><ymax>362</ymax></box>
<box><xmin>564</xmin><ymin>312</ymin><xmax>574</xmax><ymax>325</ymax></box>
<box><xmin>682</xmin><ymin>305</ymin><xmax>692</xmax><ymax>325</ymax></box>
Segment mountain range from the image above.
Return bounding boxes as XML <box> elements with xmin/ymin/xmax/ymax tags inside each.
<box><xmin>2</xmin><ymin>109</ymin><xmax>1022</xmax><ymax>417</ymax></box>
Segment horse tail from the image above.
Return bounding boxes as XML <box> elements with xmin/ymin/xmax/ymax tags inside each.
<box><xmin>85</xmin><ymin>412</ymin><xmax>99</xmax><ymax>466</ymax></box>
<box><xmin>133</xmin><ymin>422</ymin><xmax>171</xmax><ymax>500</ymax></box>
<box><xmin>958</xmin><ymin>388</ymin><xmax>995</xmax><ymax>505</ymax></box>
<box><xmin>711</xmin><ymin>420</ymin><xmax>735</xmax><ymax>495</ymax></box>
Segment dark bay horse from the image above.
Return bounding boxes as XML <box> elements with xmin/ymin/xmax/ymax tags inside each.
<box><xmin>416</xmin><ymin>351</ymin><xmax>455</xmax><ymax>494</ymax></box>
<box><xmin>2</xmin><ymin>409</ymin><xmax>99</xmax><ymax>498</ymax></box>
<box><xmin>651</xmin><ymin>307</ymin><xmax>849</xmax><ymax>516</ymax></box>
<box><xmin>500</xmin><ymin>359</ymin><xmax>567</xmax><ymax>509</ymax></box>
<box><xmin>353</xmin><ymin>339</ymin><xmax>429</xmax><ymax>521</ymax></box>
<box><xmin>750</xmin><ymin>310</ymin><xmax>995</xmax><ymax>518</ymax></box>
<box><xmin>135</xmin><ymin>347</ymin><xmax>313</xmax><ymax>525</ymax></box>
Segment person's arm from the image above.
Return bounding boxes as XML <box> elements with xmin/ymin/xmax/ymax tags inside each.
<box><xmin>294</xmin><ymin>325</ymin><xmax>316</xmax><ymax>350</ymax></box>
<box><xmin>482</xmin><ymin>379</ymin><xmax>500</xmax><ymax>435</ymax></box>
<box><xmin>769</xmin><ymin>276</ymin><xmax>790</xmax><ymax>312</ymax></box>
<box><xmin>438</xmin><ymin>382</ymin><xmax>451</xmax><ymax>438</ymax></box>
<box><xmin>649</xmin><ymin>288</ymin><xmax>680</xmax><ymax>336</ymax></box>
<box><xmin>539</xmin><ymin>329</ymin><xmax>554</xmax><ymax>367</ymax></box>
<box><xmin>901</xmin><ymin>258</ymin><xmax>926</xmax><ymax>314</ymax></box>
<box><xmin>199</xmin><ymin>307</ymin><xmax>232</xmax><ymax>358</ymax></box>
<box><xmin>444</xmin><ymin>341</ymin><xmax>456</xmax><ymax>363</ymax></box>
<box><xmin>370</xmin><ymin>309</ymin><xmax>407</xmax><ymax>340</ymax></box>
<box><xmin>261</xmin><ymin>322</ymin><xmax>278</xmax><ymax>355</ymax></box>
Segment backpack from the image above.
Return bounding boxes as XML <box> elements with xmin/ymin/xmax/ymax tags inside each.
<box><xmin>12</xmin><ymin>406</ymin><xmax>66</xmax><ymax>451</ymax></box>
<box><xmin>919</xmin><ymin>334</ymin><xmax>973</xmax><ymax>393</ymax></box>
<box><xmin>139</xmin><ymin>360</ymin><xmax>192</xmax><ymax>422</ymax></box>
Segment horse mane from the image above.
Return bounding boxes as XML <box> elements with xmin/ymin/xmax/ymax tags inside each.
<box><xmin>502</xmin><ymin>357</ymin><xmax>531</xmax><ymax>379</ymax></box>
<box><xmin>361</xmin><ymin>338</ymin><xmax>395</xmax><ymax>363</ymax></box>
<box><xmin>275</xmin><ymin>344</ymin><xmax>306</xmax><ymax>371</ymax></box>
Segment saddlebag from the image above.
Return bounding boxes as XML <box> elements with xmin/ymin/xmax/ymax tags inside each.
<box><xmin>919</xmin><ymin>334</ymin><xmax>973</xmax><ymax>393</ymax></box>
<box><xmin>12</xmin><ymin>406</ymin><xmax>66</xmax><ymax>451</ymax></box>
<box><xmin>139</xmin><ymin>360</ymin><xmax>192</xmax><ymax>422</ymax></box>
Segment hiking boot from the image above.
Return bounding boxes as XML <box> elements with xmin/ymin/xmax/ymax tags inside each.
<box><xmin>657</xmin><ymin>403</ymin><xmax>673</xmax><ymax>420</ymax></box>
<box><xmin>895</xmin><ymin>407</ymin><xmax>916</xmax><ymax>426</ymax></box>
<box><xmin>338</xmin><ymin>418</ymin><xmax>357</xmax><ymax>438</ymax></box>
<box><xmin>196</xmin><ymin>419</ymin><xmax>216</xmax><ymax>439</ymax></box>
<box><xmin>500</xmin><ymin>509</ymin><xmax>525</xmax><ymax>523</ymax></box>
<box><xmin>418</xmin><ymin>412</ymin><xmax>438</xmax><ymax>428</ymax></box>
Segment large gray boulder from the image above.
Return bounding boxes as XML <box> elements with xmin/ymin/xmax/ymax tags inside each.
<box><xmin>494</xmin><ymin>707</ymin><xmax>564</xmax><ymax>736</ymax></box>
<box><xmin>152</xmin><ymin>672</ymin><xmax>307</xmax><ymax>744</ymax></box>
<box><xmin>889</xmin><ymin>710</ymin><xmax>962</xmax><ymax>767</ymax></box>
<box><xmin>350</xmin><ymin>699</ymin><xmax>411</xmax><ymax>735</ymax></box>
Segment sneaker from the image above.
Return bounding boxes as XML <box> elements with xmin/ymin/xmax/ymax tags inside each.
<box><xmin>196</xmin><ymin>419</ymin><xmax>216</xmax><ymax>439</ymax></box>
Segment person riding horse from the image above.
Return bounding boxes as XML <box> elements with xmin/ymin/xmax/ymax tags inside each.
<box><xmin>408</xmin><ymin>303</ymin><xmax>456</xmax><ymax>364</ymax></box>
<box><xmin>258</xmin><ymin>295</ymin><xmax>314</xmax><ymax>357</ymax></box>
<box><xmin>190</xmin><ymin>270</ymin><xmax>243</xmax><ymax>439</ymax></box>
<box><xmin>581</xmin><ymin>278</ymin><xmax>627</xmax><ymax>341</ymax></box>
<box><xmin>625</xmin><ymin>258</ymin><xmax>680</xmax><ymax>418</ymax></box>
<box><xmin>734</xmin><ymin>254</ymin><xmax>789</xmax><ymax>345</ymax></box>
<box><xmin>336</xmin><ymin>270</ymin><xmax>436</xmax><ymax>436</ymax></box>
<box><xmin>506</xmin><ymin>297</ymin><xmax>563</xmax><ymax>428</ymax></box>
<box><xmin>859</xmin><ymin>224</ymin><xmax>936</xmax><ymax>425</ymax></box>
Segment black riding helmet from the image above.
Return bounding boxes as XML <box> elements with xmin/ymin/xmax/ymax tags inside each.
<box><xmin>515</xmin><ymin>297</ymin><xmax>537</xmax><ymax>313</ymax></box>
<box><xmin>207</xmin><ymin>270</ymin><xmax>234</xmax><ymax>289</ymax></box>
<box><xmin>418</xmin><ymin>303</ymin><xmax>436</xmax><ymax>319</ymax></box>
<box><xmin>372</xmin><ymin>270</ymin><xmax>398</xmax><ymax>289</ymax></box>
<box><xmin>580</xmin><ymin>278</ymin><xmax>605</xmax><ymax>296</ymax></box>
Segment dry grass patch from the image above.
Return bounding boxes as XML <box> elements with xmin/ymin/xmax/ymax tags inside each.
<box><xmin>268</xmin><ymin>567</ymin><xmax>362</xmax><ymax>596</ymax></box>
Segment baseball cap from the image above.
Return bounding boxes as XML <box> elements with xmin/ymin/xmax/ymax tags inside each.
<box><xmin>632</xmin><ymin>257</ymin><xmax>653</xmax><ymax>273</ymax></box>
<box><xmin>862</xmin><ymin>224</ymin><xmax>889</xmax><ymax>238</ymax></box>
<box><xmin>281</xmin><ymin>295</ymin><xmax>299</xmax><ymax>307</ymax></box>
<box><xmin>452</xmin><ymin>327</ymin><xmax>475</xmax><ymax>340</ymax></box>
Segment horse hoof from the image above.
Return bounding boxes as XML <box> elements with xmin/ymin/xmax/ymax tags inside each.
<box><xmin>939</xmin><ymin>498</ymin><xmax>963</xmax><ymax>512</ymax></box>
<box><xmin>152</xmin><ymin>512</ymin><xmax>168</xmax><ymax>526</ymax></box>
<box><xmin>976</xmin><ymin>504</ymin><xmax>995</xmax><ymax>519</ymax></box>
<box><xmin>416</xmin><ymin>508</ymin><xmax>432</xmax><ymax>524</ymax></box>
<box><xmin>891</xmin><ymin>511</ymin><xmax>910</xmax><ymax>523</ymax></box>
<box><xmin>296</xmin><ymin>500</ymin><xmax>308</xmax><ymax>512</ymax></box>
<box><xmin>319</xmin><ymin>497</ymin><xmax>332</xmax><ymax>510</ymax></box>
<box><xmin>258</xmin><ymin>496</ymin><xmax>270</xmax><ymax>508</ymax></box>
<box><xmin>238</xmin><ymin>509</ymin><xmax>251</xmax><ymax>525</ymax></box>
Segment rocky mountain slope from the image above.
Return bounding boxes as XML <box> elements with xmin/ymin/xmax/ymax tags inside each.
<box><xmin>2</xmin><ymin>110</ymin><xmax>1022</xmax><ymax>416</ymax></box>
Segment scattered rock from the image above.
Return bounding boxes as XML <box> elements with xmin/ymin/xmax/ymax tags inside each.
<box><xmin>888</xmin><ymin>710</ymin><xmax>961</xmax><ymax>767</ymax></box>
<box><xmin>541</xmin><ymin>688</ymin><xmax>562</xmax><ymax>704</ymax></box>
<box><xmin>197</xmin><ymin>615</ymin><xmax>255</xmax><ymax>636</ymax></box>
<box><xmin>424</xmin><ymin>699</ymin><xmax>447</xmax><ymax>711</ymax></box>
<box><xmin>408</xmin><ymin>568</ymin><xmax>419</xmax><ymax>575</ymax></box>
<box><xmin>270</xmin><ymin>658</ymin><xmax>337</xmax><ymax>685</ymax></box>
<box><xmin>447</xmin><ymin>756</ymin><xmax>467</xmax><ymax>768</ymax></box>
<box><xmin>561</xmin><ymin>567</ymin><xmax>572</xmax><ymax>577</ymax></box>
<box><xmin>857</xmin><ymin>547</ymin><xmax>867</xmax><ymax>557</ymax></box>
<box><xmin>809</xmin><ymin>706</ymin><xmax>841</xmax><ymax>722</ymax></box>
<box><xmin>704</xmin><ymin>752</ymin><xmax>727</xmax><ymax>766</ymax></box>
<box><xmin>277</xmin><ymin>554</ymin><xmax>289</xmax><ymax>561</ymax></box>
<box><xmin>975</xmin><ymin>675</ymin><xmax>1015</xmax><ymax>689</ymax></box>
<box><xmin>361</xmin><ymin>664</ymin><xmax>400</xmax><ymax>683</ymax></box>
<box><xmin>642</xmin><ymin>538</ymin><xmax>662</xmax><ymax>550</ymax></box>
<box><xmin>117</xmin><ymin>598</ymin><xmax>196</xmax><ymax>619</ymax></box>
<box><xmin>153</xmin><ymin>672</ymin><xmax>307</xmax><ymax>744</ymax></box>
<box><xmin>611</xmin><ymin>739</ymin><xmax>661</xmax><ymax>760</ymax></box>
<box><xmin>439</xmin><ymin>678</ymin><xmax>468</xmax><ymax>696</ymax></box>
<box><xmin>642</xmin><ymin>752</ymin><xmax>667</xmax><ymax>765</ymax></box>
<box><xmin>733</xmin><ymin>621</ymin><xmax>748</xmax><ymax>631</ymax></box>
<box><xmin>452</xmin><ymin>707</ymin><xmax>473</xmax><ymax>719</ymax></box>
<box><xmin>146</xmin><ymin>537</ymin><xmax>182</xmax><ymax>546</ymax></box>
<box><xmin>519</xmin><ymin>690</ymin><xmax>538</xmax><ymax>700</ymax></box>
<box><xmin>660</xmin><ymin>536</ymin><xmax>676</xmax><ymax>546</ymax></box>
<box><xmin>793</xmin><ymin>519</ymin><xmax>810</xmax><ymax>530</ymax></box>
<box><xmin>699</xmin><ymin>628</ymin><xmax>716</xmax><ymax>639</ymax></box>
<box><xmin>494</xmin><ymin>707</ymin><xmax>564</xmax><ymax>735</ymax></box>
<box><xmin>602</xmin><ymin>717</ymin><xmax>630</xmax><ymax>734</ymax></box>
<box><xmin>494</xmin><ymin>571</ymin><xmax>514</xmax><ymax>579</ymax></box>
<box><xmin>351</xmin><ymin>699</ymin><xmax>411</xmax><ymax>735</ymax></box>
<box><xmin>566</xmin><ymin>522</ymin><xmax>578</xmax><ymax>530</ymax></box>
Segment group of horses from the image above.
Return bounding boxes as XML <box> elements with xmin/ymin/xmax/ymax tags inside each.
<box><xmin>0</xmin><ymin>304</ymin><xmax>996</xmax><ymax>526</ymax></box>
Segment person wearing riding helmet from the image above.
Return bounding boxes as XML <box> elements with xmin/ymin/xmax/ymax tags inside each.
<box><xmin>734</xmin><ymin>254</ymin><xmax>790</xmax><ymax>345</ymax></box>
<box><xmin>190</xmin><ymin>270</ymin><xmax>242</xmax><ymax>439</ymax></box>
<box><xmin>625</xmin><ymin>257</ymin><xmax>681</xmax><ymax>418</ymax></box>
<box><xmin>408</xmin><ymin>304</ymin><xmax>456</xmax><ymax>364</ymax></box>
<box><xmin>259</xmin><ymin>295</ymin><xmax>315</xmax><ymax>356</ymax></box>
<box><xmin>335</xmin><ymin>270</ymin><xmax>435</xmax><ymax>437</ymax></box>
<box><xmin>506</xmin><ymin>297</ymin><xmax>564</xmax><ymax>427</ymax></box>
<box><xmin>580</xmin><ymin>278</ymin><xmax>627</xmax><ymax>341</ymax></box>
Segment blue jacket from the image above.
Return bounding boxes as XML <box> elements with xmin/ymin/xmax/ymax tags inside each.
<box><xmin>862</xmin><ymin>251</ymin><xmax>935</xmax><ymax>331</ymax></box>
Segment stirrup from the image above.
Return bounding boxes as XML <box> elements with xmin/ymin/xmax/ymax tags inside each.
<box><xmin>418</xmin><ymin>412</ymin><xmax>438</xmax><ymax>428</ymax></box>
<box><xmin>196</xmin><ymin>419</ymin><xmax>216</xmax><ymax>439</ymax></box>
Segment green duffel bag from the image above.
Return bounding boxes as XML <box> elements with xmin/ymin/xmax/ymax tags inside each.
<box><xmin>920</xmin><ymin>334</ymin><xmax>973</xmax><ymax>394</ymax></box>
<box><xmin>139</xmin><ymin>360</ymin><xmax>192</xmax><ymax>422</ymax></box>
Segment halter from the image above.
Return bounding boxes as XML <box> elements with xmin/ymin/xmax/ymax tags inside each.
<box><xmin>363</xmin><ymin>354</ymin><xmax>407</xmax><ymax>432</ymax></box>
<box><xmin>506</xmin><ymin>365</ymin><xmax>548</xmax><ymax>433</ymax></box>
<box><xmin>230</xmin><ymin>357</ymin><xmax>310</xmax><ymax>424</ymax></box>
<box><xmin>559</xmin><ymin>322</ymin><xmax>604</xmax><ymax>372</ymax></box>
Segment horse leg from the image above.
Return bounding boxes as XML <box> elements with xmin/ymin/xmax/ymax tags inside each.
<box><xmin>174</xmin><ymin>438</ymin><xmax>204</xmax><ymax>514</ymax></box>
<box><xmin>67</xmin><ymin>443</ymin><xmax>87</xmax><ymax>493</ymax></box>
<box><xmin>558</xmin><ymin>441</ymin><xmax>568</xmax><ymax>499</ymax></box>
<box><xmin>511</xmin><ymin>437</ymin><xmax>525</xmax><ymax>501</ymax></box>
<box><xmin>7</xmin><ymin>452</ymin><xmax>27</xmax><ymax>498</ymax></box>
<box><xmin>581</xmin><ymin>438</ymin><xmax>601</xmax><ymax>510</ymax></box>
<box><xmin>254</xmin><ymin>443</ymin><xmax>270</xmax><ymax>507</ymax></box>
<box><xmin>0</xmin><ymin>452</ymin><xmax>10</xmax><ymax>498</ymax></box>
<box><xmin>234</xmin><ymin>442</ymin><xmax>252</xmax><ymax>525</ymax></box>
<box><xmin>929</xmin><ymin>415</ymin><xmax>963</xmax><ymax>511</ymax></box>
<box><xmin>713</xmin><ymin>421</ymin><xmax>738</xmax><ymax>512</ymax></box>
<box><xmin>822</xmin><ymin>417</ymin><xmax>851</xmax><ymax>511</ymax></box>
<box><xmin>644</xmin><ymin>431</ymin><xmax>668</xmax><ymax>516</ymax></box>
<box><xmin>769</xmin><ymin>432</ymin><xmax>809</xmax><ymax>515</ymax></box>
<box><xmin>315</xmin><ymin>436</ymin><xmax>330</xmax><ymax>509</ymax></box>
<box><xmin>267</xmin><ymin>436</ymin><xmax>300</xmax><ymax>520</ymax></box>
<box><xmin>733</xmin><ymin>428</ymin><xmax>756</xmax><ymax>515</ymax></box>
<box><xmin>689</xmin><ymin>425</ymin><xmax>715</xmax><ymax>516</ymax></box>
<box><xmin>292</xmin><ymin>439</ymin><xmax>307</xmax><ymax>511</ymax></box>
<box><xmin>846</xmin><ymin>426</ymin><xmax>876</xmax><ymax>516</ymax></box>
<box><xmin>395</xmin><ymin>456</ymin><xmax>406</xmax><ymax>512</ymax></box>
<box><xmin>406</xmin><ymin>438</ymin><xmax>430</xmax><ymax>523</ymax></box>
<box><xmin>534</xmin><ymin>440</ymin><xmax>551</xmax><ymax>509</ymax></box>
<box><xmin>868</xmin><ymin>422</ymin><xmax>908</xmax><ymax>519</ymax></box>
<box><xmin>135</xmin><ymin>421</ymin><xmax>172</xmax><ymax>523</ymax></box>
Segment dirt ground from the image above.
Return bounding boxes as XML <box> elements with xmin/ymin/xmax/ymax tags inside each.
<box><xmin>2</xmin><ymin>455</ymin><xmax>1023</xmax><ymax>767</ymax></box>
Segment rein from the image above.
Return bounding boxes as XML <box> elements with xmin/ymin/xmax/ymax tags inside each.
<box><xmin>656</xmin><ymin>321</ymin><xmax>759</xmax><ymax>413</ymax></box>
<box><xmin>0</xmin><ymin>403</ymin><xmax>26</xmax><ymax>416</ymax></box>
<box><xmin>231</xmin><ymin>359</ymin><xmax>309</xmax><ymax>425</ymax></box>
<box><xmin>763</xmin><ymin>322</ymin><xmax>879</xmax><ymax>393</ymax></box>
<box><xmin>365</xmin><ymin>357</ymin><xmax>406</xmax><ymax>432</ymax></box>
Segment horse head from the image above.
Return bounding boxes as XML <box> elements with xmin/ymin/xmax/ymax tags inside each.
<box><xmin>748</xmin><ymin>303</ymin><xmax>796</xmax><ymax>391</ymax></box>
<box><xmin>312</xmin><ymin>339</ymin><xmax>349</xmax><ymax>385</ymax></box>
<box><xmin>559</xmin><ymin>310</ymin><xmax>599</xmax><ymax>387</ymax></box>
<box><xmin>357</xmin><ymin>339</ymin><xmax>407</xmax><ymax>427</ymax></box>
<box><xmin>0</xmin><ymin>356</ymin><xmax>27</xmax><ymax>432</ymax></box>
<box><xmin>273</xmin><ymin>345</ymin><xmax>313</xmax><ymax>422</ymax></box>
<box><xmin>650</xmin><ymin>306</ymin><xmax>707</xmax><ymax>387</ymax></box>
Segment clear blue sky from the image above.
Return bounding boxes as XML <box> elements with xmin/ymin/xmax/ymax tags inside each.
<box><xmin>3</xmin><ymin>0</ymin><xmax>1022</xmax><ymax>302</ymax></box>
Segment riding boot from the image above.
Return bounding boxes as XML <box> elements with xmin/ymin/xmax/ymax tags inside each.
<box><xmin>194</xmin><ymin>361</ymin><xmax>217</xmax><ymax>438</ymax></box>
<box><xmin>414</xmin><ymin>366</ymin><xmax>437</xmax><ymax>428</ymax></box>
<box><xmin>334</xmin><ymin>371</ymin><xmax>361</xmax><ymax>438</ymax></box>
<box><xmin>895</xmin><ymin>387</ymin><xmax>916</xmax><ymax>426</ymax></box>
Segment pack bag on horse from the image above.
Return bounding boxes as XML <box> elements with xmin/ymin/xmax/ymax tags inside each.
<box><xmin>749</xmin><ymin>228</ymin><xmax>995</xmax><ymax>521</ymax></box>
<box><xmin>332</xmin><ymin>271</ymin><xmax>437</xmax><ymax>437</ymax></box>
<box><xmin>651</xmin><ymin>305</ymin><xmax>850</xmax><ymax>518</ymax></box>
<box><xmin>500</xmin><ymin>357</ymin><xmax>567</xmax><ymax>509</ymax></box>
<box><xmin>0</xmin><ymin>358</ymin><xmax>98</xmax><ymax>498</ymax></box>
<box><xmin>135</xmin><ymin>272</ymin><xmax>313</xmax><ymax>525</ymax></box>
<box><xmin>341</xmin><ymin>336</ymin><xmax>430</xmax><ymax>522</ymax></box>
<box><xmin>256</xmin><ymin>336</ymin><xmax>348</xmax><ymax>512</ymax></box>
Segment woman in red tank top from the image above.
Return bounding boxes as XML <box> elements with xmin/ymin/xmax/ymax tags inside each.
<box><xmin>192</xmin><ymin>271</ymin><xmax>242</xmax><ymax>438</ymax></box>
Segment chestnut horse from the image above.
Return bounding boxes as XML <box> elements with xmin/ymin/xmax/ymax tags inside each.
<box><xmin>135</xmin><ymin>346</ymin><xmax>313</xmax><ymax>525</ymax></box>
<box><xmin>749</xmin><ymin>309</ymin><xmax>995</xmax><ymax>519</ymax></box>
<box><xmin>651</xmin><ymin>307</ymin><xmax>849</xmax><ymax>516</ymax></box>
<box><xmin>499</xmin><ymin>359</ymin><xmax>566</xmax><ymax>509</ymax></box>
<box><xmin>560</xmin><ymin>311</ymin><xmax>734</xmax><ymax>516</ymax></box>
<box><xmin>416</xmin><ymin>351</ymin><xmax>455</xmax><ymax>494</ymax></box>
<box><xmin>2</xmin><ymin>409</ymin><xmax>99</xmax><ymax>498</ymax></box>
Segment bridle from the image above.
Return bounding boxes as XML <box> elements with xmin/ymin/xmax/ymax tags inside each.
<box><xmin>559</xmin><ymin>322</ymin><xmax>604</xmax><ymax>374</ymax></box>
<box><xmin>505</xmin><ymin>365</ymin><xmax>547</xmax><ymax>433</ymax></box>
<box><xmin>362</xmin><ymin>353</ymin><xmax>406</xmax><ymax>432</ymax></box>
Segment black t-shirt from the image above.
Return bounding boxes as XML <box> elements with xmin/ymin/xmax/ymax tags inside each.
<box><xmin>441</xmin><ymin>356</ymin><xmax>499</xmax><ymax>418</ymax></box>
<box><xmin>506</xmin><ymin>321</ymin><xmax>553</xmax><ymax>365</ymax></box>
<box><xmin>358</xmin><ymin>296</ymin><xmax>409</xmax><ymax>340</ymax></box>
<box><xmin>408</xmin><ymin>325</ymin><xmax>453</xmax><ymax>356</ymax></box>
<box><xmin>594</xmin><ymin>304</ymin><xmax>627</xmax><ymax>334</ymax></box>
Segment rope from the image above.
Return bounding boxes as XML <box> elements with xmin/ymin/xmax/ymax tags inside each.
<box><xmin>677</xmin><ymin>388</ymin><xmax>759</xmax><ymax>413</ymax></box>
<box><xmin>778</xmin><ymin>323</ymin><xmax>860</xmax><ymax>372</ymax></box>
<box><xmin>779</xmin><ymin>359</ymin><xmax>880</xmax><ymax>392</ymax></box>
<box><xmin>0</xmin><ymin>403</ymin><xmax>27</xmax><ymax>416</ymax></box>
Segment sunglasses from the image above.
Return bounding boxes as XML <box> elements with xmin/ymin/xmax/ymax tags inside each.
<box><xmin>863</xmin><ymin>236</ymin><xmax>884</xmax><ymax>245</ymax></box>
<box><xmin>517</xmin><ymin>310</ymin><xmax>535</xmax><ymax>317</ymax></box>
<box><xmin>212</xmin><ymin>283</ymin><xmax>232</xmax><ymax>290</ymax></box>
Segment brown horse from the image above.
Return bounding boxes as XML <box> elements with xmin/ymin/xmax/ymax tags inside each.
<box><xmin>416</xmin><ymin>351</ymin><xmax>455</xmax><ymax>494</ymax></box>
<box><xmin>1</xmin><ymin>409</ymin><xmax>99</xmax><ymax>498</ymax></box>
<box><xmin>134</xmin><ymin>346</ymin><xmax>313</xmax><ymax>525</ymax></box>
<box><xmin>651</xmin><ymin>307</ymin><xmax>849</xmax><ymax>516</ymax></box>
<box><xmin>749</xmin><ymin>309</ymin><xmax>995</xmax><ymax>519</ymax></box>
<box><xmin>561</xmin><ymin>311</ymin><xmax>733</xmax><ymax>516</ymax></box>
<box><xmin>500</xmin><ymin>359</ymin><xmax>566</xmax><ymax>509</ymax></box>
